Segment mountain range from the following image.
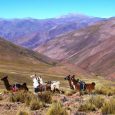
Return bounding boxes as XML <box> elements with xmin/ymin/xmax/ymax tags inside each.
<box><xmin>0</xmin><ymin>14</ymin><xmax>104</xmax><ymax>49</ymax></box>
<box><xmin>0</xmin><ymin>37</ymin><xmax>56</xmax><ymax>66</ymax></box>
<box><xmin>36</xmin><ymin>18</ymin><xmax>115</xmax><ymax>79</ymax></box>
<box><xmin>0</xmin><ymin>14</ymin><xmax>114</xmax><ymax>80</ymax></box>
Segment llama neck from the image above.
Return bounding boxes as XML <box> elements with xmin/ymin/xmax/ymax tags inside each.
<box><xmin>2</xmin><ymin>79</ymin><xmax>11</xmax><ymax>90</ymax></box>
<box><xmin>68</xmin><ymin>80</ymin><xmax>74</xmax><ymax>89</ymax></box>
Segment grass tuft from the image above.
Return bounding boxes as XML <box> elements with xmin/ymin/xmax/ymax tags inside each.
<box><xmin>30</xmin><ymin>98</ymin><xmax>43</xmax><ymax>110</ymax></box>
<box><xmin>78</xmin><ymin>103</ymin><xmax>96</xmax><ymax>112</ymax></box>
<box><xmin>88</xmin><ymin>95</ymin><xmax>105</xmax><ymax>109</ymax></box>
<box><xmin>64</xmin><ymin>89</ymin><xmax>76</xmax><ymax>96</ymax></box>
<box><xmin>102</xmin><ymin>98</ymin><xmax>115</xmax><ymax>115</ymax></box>
<box><xmin>47</xmin><ymin>101</ymin><xmax>68</xmax><ymax>115</ymax></box>
<box><xmin>95</xmin><ymin>86</ymin><xmax>115</xmax><ymax>96</ymax></box>
<box><xmin>38</xmin><ymin>91</ymin><xmax>52</xmax><ymax>103</ymax></box>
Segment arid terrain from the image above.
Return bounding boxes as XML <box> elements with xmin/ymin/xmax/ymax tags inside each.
<box><xmin>0</xmin><ymin>15</ymin><xmax>115</xmax><ymax>115</ymax></box>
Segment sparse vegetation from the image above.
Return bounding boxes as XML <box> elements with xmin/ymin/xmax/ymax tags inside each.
<box><xmin>0</xmin><ymin>95</ymin><xmax>3</xmax><ymax>100</ymax></box>
<box><xmin>95</xmin><ymin>86</ymin><xmax>115</xmax><ymax>96</ymax></box>
<box><xmin>64</xmin><ymin>89</ymin><xmax>76</xmax><ymax>96</ymax></box>
<box><xmin>102</xmin><ymin>98</ymin><xmax>115</xmax><ymax>115</ymax></box>
<box><xmin>89</xmin><ymin>95</ymin><xmax>105</xmax><ymax>109</ymax></box>
<box><xmin>38</xmin><ymin>91</ymin><xmax>52</xmax><ymax>103</ymax></box>
<box><xmin>17</xmin><ymin>111</ymin><xmax>30</xmax><ymax>115</ymax></box>
<box><xmin>78</xmin><ymin>102</ymin><xmax>96</xmax><ymax>111</ymax></box>
<box><xmin>78</xmin><ymin>95</ymin><xmax>105</xmax><ymax>111</ymax></box>
<box><xmin>16</xmin><ymin>108</ymin><xmax>30</xmax><ymax>115</ymax></box>
<box><xmin>47</xmin><ymin>101</ymin><xmax>68</xmax><ymax>115</ymax></box>
<box><xmin>30</xmin><ymin>98</ymin><xmax>43</xmax><ymax>110</ymax></box>
<box><xmin>9</xmin><ymin>91</ymin><xmax>34</xmax><ymax>103</ymax></box>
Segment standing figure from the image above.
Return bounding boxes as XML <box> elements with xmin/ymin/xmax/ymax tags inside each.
<box><xmin>30</xmin><ymin>74</ymin><xmax>39</xmax><ymax>93</ymax></box>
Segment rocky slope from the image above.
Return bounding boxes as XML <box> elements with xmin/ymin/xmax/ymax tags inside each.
<box><xmin>36</xmin><ymin>18</ymin><xmax>115</xmax><ymax>78</ymax></box>
<box><xmin>0</xmin><ymin>14</ymin><xmax>104</xmax><ymax>48</ymax></box>
<box><xmin>0</xmin><ymin>37</ymin><xmax>55</xmax><ymax>66</ymax></box>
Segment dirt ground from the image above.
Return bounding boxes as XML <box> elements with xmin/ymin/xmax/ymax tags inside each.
<box><xmin>0</xmin><ymin>91</ymin><xmax>111</xmax><ymax>115</ymax></box>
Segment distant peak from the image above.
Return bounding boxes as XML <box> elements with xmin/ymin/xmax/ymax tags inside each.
<box><xmin>55</xmin><ymin>13</ymin><xmax>92</xmax><ymax>19</ymax></box>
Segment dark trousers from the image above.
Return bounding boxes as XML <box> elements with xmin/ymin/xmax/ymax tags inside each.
<box><xmin>34</xmin><ymin>88</ymin><xmax>38</xmax><ymax>93</ymax></box>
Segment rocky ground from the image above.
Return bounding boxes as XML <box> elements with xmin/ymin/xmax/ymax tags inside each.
<box><xmin>0</xmin><ymin>90</ymin><xmax>114</xmax><ymax>115</ymax></box>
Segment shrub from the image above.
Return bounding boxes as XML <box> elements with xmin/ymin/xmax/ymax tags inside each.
<box><xmin>78</xmin><ymin>103</ymin><xmax>96</xmax><ymax>112</ymax></box>
<box><xmin>9</xmin><ymin>91</ymin><xmax>26</xmax><ymax>103</ymax></box>
<box><xmin>25</xmin><ymin>92</ymin><xmax>35</xmax><ymax>106</ymax></box>
<box><xmin>78</xmin><ymin>95</ymin><xmax>105</xmax><ymax>112</ymax></box>
<box><xmin>65</xmin><ymin>89</ymin><xmax>76</xmax><ymax>96</ymax></box>
<box><xmin>95</xmin><ymin>86</ymin><xmax>115</xmax><ymax>96</ymax></box>
<box><xmin>102</xmin><ymin>98</ymin><xmax>115</xmax><ymax>115</ymax></box>
<box><xmin>16</xmin><ymin>110</ymin><xmax>29</xmax><ymax>115</ymax></box>
<box><xmin>9</xmin><ymin>91</ymin><xmax>34</xmax><ymax>104</ymax></box>
<box><xmin>38</xmin><ymin>91</ymin><xmax>52</xmax><ymax>103</ymax></box>
<box><xmin>30</xmin><ymin>98</ymin><xmax>43</xmax><ymax>110</ymax></box>
<box><xmin>46</xmin><ymin>101</ymin><xmax>68</xmax><ymax>115</ymax></box>
<box><xmin>16</xmin><ymin>108</ymin><xmax>30</xmax><ymax>115</ymax></box>
<box><xmin>0</xmin><ymin>95</ymin><xmax>3</xmax><ymax>100</ymax></box>
<box><xmin>89</xmin><ymin>96</ymin><xmax>105</xmax><ymax>108</ymax></box>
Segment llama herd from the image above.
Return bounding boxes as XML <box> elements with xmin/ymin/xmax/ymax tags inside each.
<box><xmin>30</xmin><ymin>74</ymin><xmax>60</xmax><ymax>93</ymax></box>
<box><xmin>1</xmin><ymin>74</ymin><xmax>96</xmax><ymax>95</ymax></box>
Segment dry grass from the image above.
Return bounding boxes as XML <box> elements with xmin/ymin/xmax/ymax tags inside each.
<box><xmin>78</xmin><ymin>103</ymin><xmax>96</xmax><ymax>112</ymax></box>
<box><xmin>0</xmin><ymin>95</ymin><xmax>3</xmax><ymax>100</ymax></box>
<box><xmin>16</xmin><ymin>107</ymin><xmax>30</xmax><ymax>115</ymax></box>
<box><xmin>95</xmin><ymin>86</ymin><xmax>115</xmax><ymax>96</ymax></box>
<box><xmin>9</xmin><ymin>91</ymin><xmax>44</xmax><ymax>110</ymax></box>
<box><xmin>79</xmin><ymin>95</ymin><xmax>115</xmax><ymax>114</ymax></box>
<box><xmin>9</xmin><ymin>91</ymin><xmax>34</xmax><ymax>103</ymax></box>
<box><xmin>64</xmin><ymin>89</ymin><xmax>76</xmax><ymax>96</ymax></box>
<box><xmin>46</xmin><ymin>101</ymin><xmax>68</xmax><ymax>115</ymax></box>
<box><xmin>78</xmin><ymin>95</ymin><xmax>105</xmax><ymax>112</ymax></box>
<box><xmin>38</xmin><ymin>91</ymin><xmax>52</xmax><ymax>103</ymax></box>
<box><xmin>30</xmin><ymin>98</ymin><xmax>43</xmax><ymax>110</ymax></box>
<box><xmin>16</xmin><ymin>110</ymin><xmax>30</xmax><ymax>115</ymax></box>
<box><xmin>102</xmin><ymin>98</ymin><xmax>115</xmax><ymax>115</ymax></box>
<box><xmin>88</xmin><ymin>95</ymin><xmax>105</xmax><ymax>109</ymax></box>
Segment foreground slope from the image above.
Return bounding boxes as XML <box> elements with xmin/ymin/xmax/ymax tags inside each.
<box><xmin>0</xmin><ymin>37</ymin><xmax>56</xmax><ymax>71</ymax></box>
<box><xmin>36</xmin><ymin>18</ymin><xmax>115</xmax><ymax>79</ymax></box>
<box><xmin>0</xmin><ymin>37</ymin><xmax>90</xmax><ymax>86</ymax></box>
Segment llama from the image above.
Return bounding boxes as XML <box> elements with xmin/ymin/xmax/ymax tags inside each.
<box><xmin>1</xmin><ymin>76</ymin><xmax>28</xmax><ymax>91</ymax></box>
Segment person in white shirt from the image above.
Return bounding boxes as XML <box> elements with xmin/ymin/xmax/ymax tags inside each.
<box><xmin>30</xmin><ymin>74</ymin><xmax>39</xmax><ymax>93</ymax></box>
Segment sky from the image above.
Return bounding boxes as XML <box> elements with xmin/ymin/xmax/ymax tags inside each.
<box><xmin>0</xmin><ymin>0</ymin><xmax>115</xmax><ymax>19</ymax></box>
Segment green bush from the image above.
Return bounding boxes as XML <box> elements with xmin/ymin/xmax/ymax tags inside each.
<box><xmin>47</xmin><ymin>101</ymin><xmax>68</xmax><ymax>115</ymax></box>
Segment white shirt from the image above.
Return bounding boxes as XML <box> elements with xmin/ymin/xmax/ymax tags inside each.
<box><xmin>33</xmin><ymin>77</ymin><xmax>39</xmax><ymax>88</ymax></box>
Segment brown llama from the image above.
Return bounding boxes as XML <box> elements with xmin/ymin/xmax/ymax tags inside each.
<box><xmin>1</xmin><ymin>76</ymin><xmax>28</xmax><ymax>91</ymax></box>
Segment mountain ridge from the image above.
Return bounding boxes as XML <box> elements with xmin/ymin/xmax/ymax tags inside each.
<box><xmin>0</xmin><ymin>14</ymin><xmax>105</xmax><ymax>49</ymax></box>
<box><xmin>36</xmin><ymin>18</ymin><xmax>115</xmax><ymax>79</ymax></box>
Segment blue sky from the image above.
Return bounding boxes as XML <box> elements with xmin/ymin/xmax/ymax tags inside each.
<box><xmin>0</xmin><ymin>0</ymin><xmax>115</xmax><ymax>19</ymax></box>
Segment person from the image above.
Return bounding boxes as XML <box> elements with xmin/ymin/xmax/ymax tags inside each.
<box><xmin>30</xmin><ymin>74</ymin><xmax>39</xmax><ymax>93</ymax></box>
<box><xmin>76</xmin><ymin>79</ymin><xmax>85</xmax><ymax>91</ymax></box>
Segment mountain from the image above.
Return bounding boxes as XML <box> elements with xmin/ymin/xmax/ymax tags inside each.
<box><xmin>36</xmin><ymin>18</ymin><xmax>115</xmax><ymax>79</ymax></box>
<box><xmin>0</xmin><ymin>14</ymin><xmax>104</xmax><ymax>49</ymax></box>
<box><xmin>0</xmin><ymin>37</ymin><xmax>56</xmax><ymax>66</ymax></box>
<box><xmin>0</xmin><ymin>37</ymin><xmax>89</xmax><ymax>79</ymax></box>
